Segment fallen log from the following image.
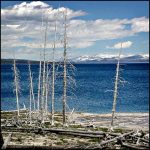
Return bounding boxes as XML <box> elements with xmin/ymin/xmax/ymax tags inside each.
<box><xmin>43</xmin><ymin>128</ymin><xmax>106</xmax><ymax>135</ymax></box>
<box><xmin>0</xmin><ymin>131</ymin><xmax>4</xmax><ymax>148</ymax></box>
<box><xmin>6</xmin><ymin>145</ymin><xmax>62</xmax><ymax>150</ymax></box>
<box><xmin>1</xmin><ymin>127</ymin><xmax>33</xmax><ymax>133</ymax></box>
<box><xmin>106</xmin><ymin>132</ymin><xmax>121</xmax><ymax>136</ymax></box>
<box><xmin>119</xmin><ymin>139</ymin><xmax>149</xmax><ymax>150</ymax></box>
<box><xmin>6</xmin><ymin>145</ymin><xmax>88</xmax><ymax>150</ymax></box>
<box><xmin>1</xmin><ymin>133</ymin><xmax>12</xmax><ymax>149</ymax></box>
<box><xmin>128</xmin><ymin>135</ymin><xmax>149</xmax><ymax>143</ymax></box>
<box><xmin>99</xmin><ymin>131</ymin><xmax>134</xmax><ymax>146</ymax></box>
<box><xmin>2</xmin><ymin>127</ymin><xmax>106</xmax><ymax>136</ymax></box>
<box><xmin>140</xmin><ymin>138</ymin><xmax>149</xmax><ymax>143</ymax></box>
<box><xmin>59</xmin><ymin>131</ymin><xmax>104</xmax><ymax>138</ymax></box>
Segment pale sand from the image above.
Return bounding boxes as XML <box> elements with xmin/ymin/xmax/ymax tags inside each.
<box><xmin>70</xmin><ymin>112</ymin><xmax>149</xmax><ymax>131</ymax></box>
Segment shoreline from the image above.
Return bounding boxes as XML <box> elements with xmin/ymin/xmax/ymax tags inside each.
<box><xmin>75</xmin><ymin>112</ymin><xmax>149</xmax><ymax>131</ymax></box>
<box><xmin>1</xmin><ymin>109</ymin><xmax>149</xmax><ymax>115</ymax></box>
<box><xmin>1</xmin><ymin>110</ymin><xmax>149</xmax><ymax>131</ymax></box>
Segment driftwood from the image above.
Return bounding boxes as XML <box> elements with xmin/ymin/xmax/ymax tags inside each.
<box><xmin>6</xmin><ymin>145</ymin><xmax>64</xmax><ymax>150</ymax></box>
<box><xmin>44</xmin><ymin>128</ymin><xmax>106</xmax><ymax>135</ymax></box>
<box><xmin>129</xmin><ymin>134</ymin><xmax>149</xmax><ymax>143</ymax></box>
<box><xmin>139</xmin><ymin>138</ymin><xmax>149</xmax><ymax>143</ymax></box>
<box><xmin>1</xmin><ymin>133</ymin><xmax>12</xmax><ymax>149</ymax></box>
<box><xmin>106</xmin><ymin>132</ymin><xmax>121</xmax><ymax>136</ymax></box>
<box><xmin>0</xmin><ymin>132</ymin><xmax>4</xmax><ymax>148</ymax></box>
<box><xmin>2</xmin><ymin>127</ymin><xmax>106</xmax><ymax>136</ymax></box>
<box><xmin>118</xmin><ymin>139</ymin><xmax>149</xmax><ymax>150</ymax></box>
<box><xmin>59</xmin><ymin>131</ymin><xmax>104</xmax><ymax>138</ymax></box>
<box><xmin>1</xmin><ymin>127</ymin><xmax>149</xmax><ymax>150</ymax></box>
<box><xmin>6</xmin><ymin>145</ymin><xmax>91</xmax><ymax>150</ymax></box>
<box><xmin>99</xmin><ymin>131</ymin><xmax>134</xmax><ymax>146</ymax></box>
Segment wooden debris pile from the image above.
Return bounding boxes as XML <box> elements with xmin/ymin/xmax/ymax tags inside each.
<box><xmin>1</xmin><ymin>126</ymin><xmax>149</xmax><ymax>149</ymax></box>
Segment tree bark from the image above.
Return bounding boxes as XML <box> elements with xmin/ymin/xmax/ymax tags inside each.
<box><xmin>62</xmin><ymin>11</ymin><xmax>67</xmax><ymax>125</ymax></box>
<box><xmin>1</xmin><ymin>133</ymin><xmax>12</xmax><ymax>149</ymax></box>
<box><xmin>41</xmin><ymin>15</ymin><xmax>48</xmax><ymax>123</ymax></box>
<box><xmin>13</xmin><ymin>59</ymin><xmax>20</xmax><ymax>116</ymax></box>
<box><xmin>37</xmin><ymin>53</ymin><xmax>42</xmax><ymax>112</ymax></box>
<box><xmin>111</xmin><ymin>43</ymin><xmax>122</xmax><ymax>127</ymax></box>
<box><xmin>51</xmin><ymin>14</ymin><xmax>57</xmax><ymax>126</ymax></box>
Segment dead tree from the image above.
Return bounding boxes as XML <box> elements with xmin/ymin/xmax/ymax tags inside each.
<box><xmin>45</xmin><ymin>61</ymin><xmax>49</xmax><ymax>116</ymax></box>
<box><xmin>0</xmin><ymin>131</ymin><xmax>4</xmax><ymax>149</ymax></box>
<box><xmin>37</xmin><ymin>10</ymin><xmax>44</xmax><ymax>113</ymax></box>
<box><xmin>13</xmin><ymin>58</ymin><xmax>20</xmax><ymax>116</ymax></box>
<box><xmin>41</xmin><ymin>15</ymin><xmax>49</xmax><ymax>123</ymax></box>
<box><xmin>111</xmin><ymin>43</ymin><xmax>122</xmax><ymax>128</ymax></box>
<box><xmin>1</xmin><ymin>133</ymin><xmax>12</xmax><ymax>149</ymax></box>
<box><xmin>28</xmin><ymin>61</ymin><xmax>35</xmax><ymax>111</ymax></box>
<box><xmin>62</xmin><ymin>10</ymin><xmax>68</xmax><ymax>125</ymax></box>
<box><xmin>56</xmin><ymin>10</ymin><xmax>77</xmax><ymax>125</ymax></box>
<box><xmin>28</xmin><ymin>61</ymin><xmax>33</xmax><ymax>124</ymax></box>
<box><xmin>37</xmin><ymin>51</ymin><xmax>42</xmax><ymax>112</ymax></box>
<box><xmin>51</xmin><ymin>13</ymin><xmax>58</xmax><ymax>126</ymax></box>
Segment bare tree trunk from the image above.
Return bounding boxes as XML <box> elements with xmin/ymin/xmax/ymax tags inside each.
<box><xmin>31</xmin><ymin>78</ymin><xmax>35</xmax><ymax>111</ymax></box>
<box><xmin>13</xmin><ymin>59</ymin><xmax>20</xmax><ymax>116</ymax></box>
<box><xmin>28</xmin><ymin>61</ymin><xmax>32</xmax><ymax>124</ymax></box>
<box><xmin>111</xmin><ymin>43</ymin><xmax>122</xmax><ymax>127</ymax></box>
<box><xmin>51</xmin><ymin>14</ymin><xmax>57</xmax><ymax>126</ymax></box>
<box><xmin>1</xmin><ymin>133</ymin><xmax>12</xmax><ymax>149</ymax></box>
<box><xmin>45</xmin><ymin>62</ymin><xmax>49</xmax><ymax>116</ymax></box>
<box><xmin>62</xmin><ymin>11</ymin><xmax>67</xmax><ymax>125</ymax></box>
<box><xmin>51</xmin><ymin>60</ymin><xmax>55</xmax><ymax>125</ymax></box>
<box><xmin>29</xmin><ymin>85</ymin><xmax>32</xmax><ymax>125</ymax></box>
<box><xmin>0</xmin><ymin>131</ymin><xmax>4</xmax><ymax>149</ymax></box>
<box><xmin>37</xmin><ymin>52</ymin><xmax>42</xmax><ymax>112</ymax></box>
<box><xmin>37</xmin><ymin>11</ymin><xmax>44</xmax><ymax>113</ymax></box>
<box><xmin>41</xmin><ymin>16</ymin><xmax>48</xmax><ymax>123</ymax></box>
<box><xmin>28</xmin><ymin>62</ymin><xmax>35</xmax><ymax>111</ymax></box>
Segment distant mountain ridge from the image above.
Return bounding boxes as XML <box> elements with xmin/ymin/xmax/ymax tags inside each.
<box><xmin>71</xmin><ymin>54</ymin><xmax>149</xmax><ymax>63</ymax></box>
<box><xmin>1</xmin><ymin>59</ymin><xmax>39</xmax><ymax>64</ymax></box>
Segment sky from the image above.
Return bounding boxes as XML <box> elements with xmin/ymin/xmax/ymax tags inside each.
<box><xmin>1</xmin><ymin>1</ymin><xmax>149</xmax><ymax>60</ymax></box>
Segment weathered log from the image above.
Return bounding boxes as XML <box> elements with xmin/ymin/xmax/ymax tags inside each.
<box><xmin>99</xmin><ymin>131</ymin><xmax>134</xmax><ymax>146</ymax></box>
<box><xmin>6</xmin><ymin>145</ymin><xmax>63</xmax><ymax>150</ymax></box>
<box><xmin>45</xmin><ymin>128</ymin><xmax>105</xmax><ymax>135</ymax></box>
<box><xmin>128</xmin><ymin>135</ymin><xmax>149</xmax><ymax>143</ymax></box>
<box><xmin>106</xmin><ymin>132</ymin><xmax>121</xmax><ymax>136</ymax></box>
<box><xmin>1</xmin><ymin>133</ymin><xmax>12</xmax><ymax>149</ymax></box>
<box><xmin>0</xmin><ymin>131</ymin><xmax>4</xmax><ymax>148</ymax></box>
<box><xmin>2</xmin><ymin>127</ymin><xmax>106</xmax><ymax>136</ymax></box>
<box><xmin>59</xmin><ymin>131</ymin><xmax>104</xmax><ymax>138</ymax></box>
<box><xmin>140</xmin><ymin>138</ymin><xmax>149</xmax><ymax>143</ymax></box>
<box><xmin>119</xmin><ymin>139</ymin><xmax>149</xmax><ymax>150</ymax></box>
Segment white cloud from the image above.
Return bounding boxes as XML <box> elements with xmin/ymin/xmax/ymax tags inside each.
<box><xmin>107</xmin><ymin>41</ymin><xmax>133</xmax><ymax>49</ymax></box>
<box><xmin>131</xmin><ymin>17</ymin><xmax>149</xmax><ymax>33</ymax></box>
<box><xmin>1</xmin><ymin>1</ymin><xmax>86</xmax><ymax>23</ymax></box>
<box><xmin>13</xmin><ymin>1</ymin><xmax>49</xmax><ymax>9</ymax></box>
<box><xmin>115</xmin><ymin>41</ymin><xmax>133</xmax><ymax>49</ymax></box>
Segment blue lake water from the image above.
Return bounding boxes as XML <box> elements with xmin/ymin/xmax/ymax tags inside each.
<box><xmin>1</xmin><ymin>63</ymin><xmax>149</xmax><ymax>113</ymax></box>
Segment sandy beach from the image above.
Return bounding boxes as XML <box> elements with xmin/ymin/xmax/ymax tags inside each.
<box><xmin>71</xmin><ymin>112</ymin><xmax>149</xmax><ymax>131</ymax></box>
